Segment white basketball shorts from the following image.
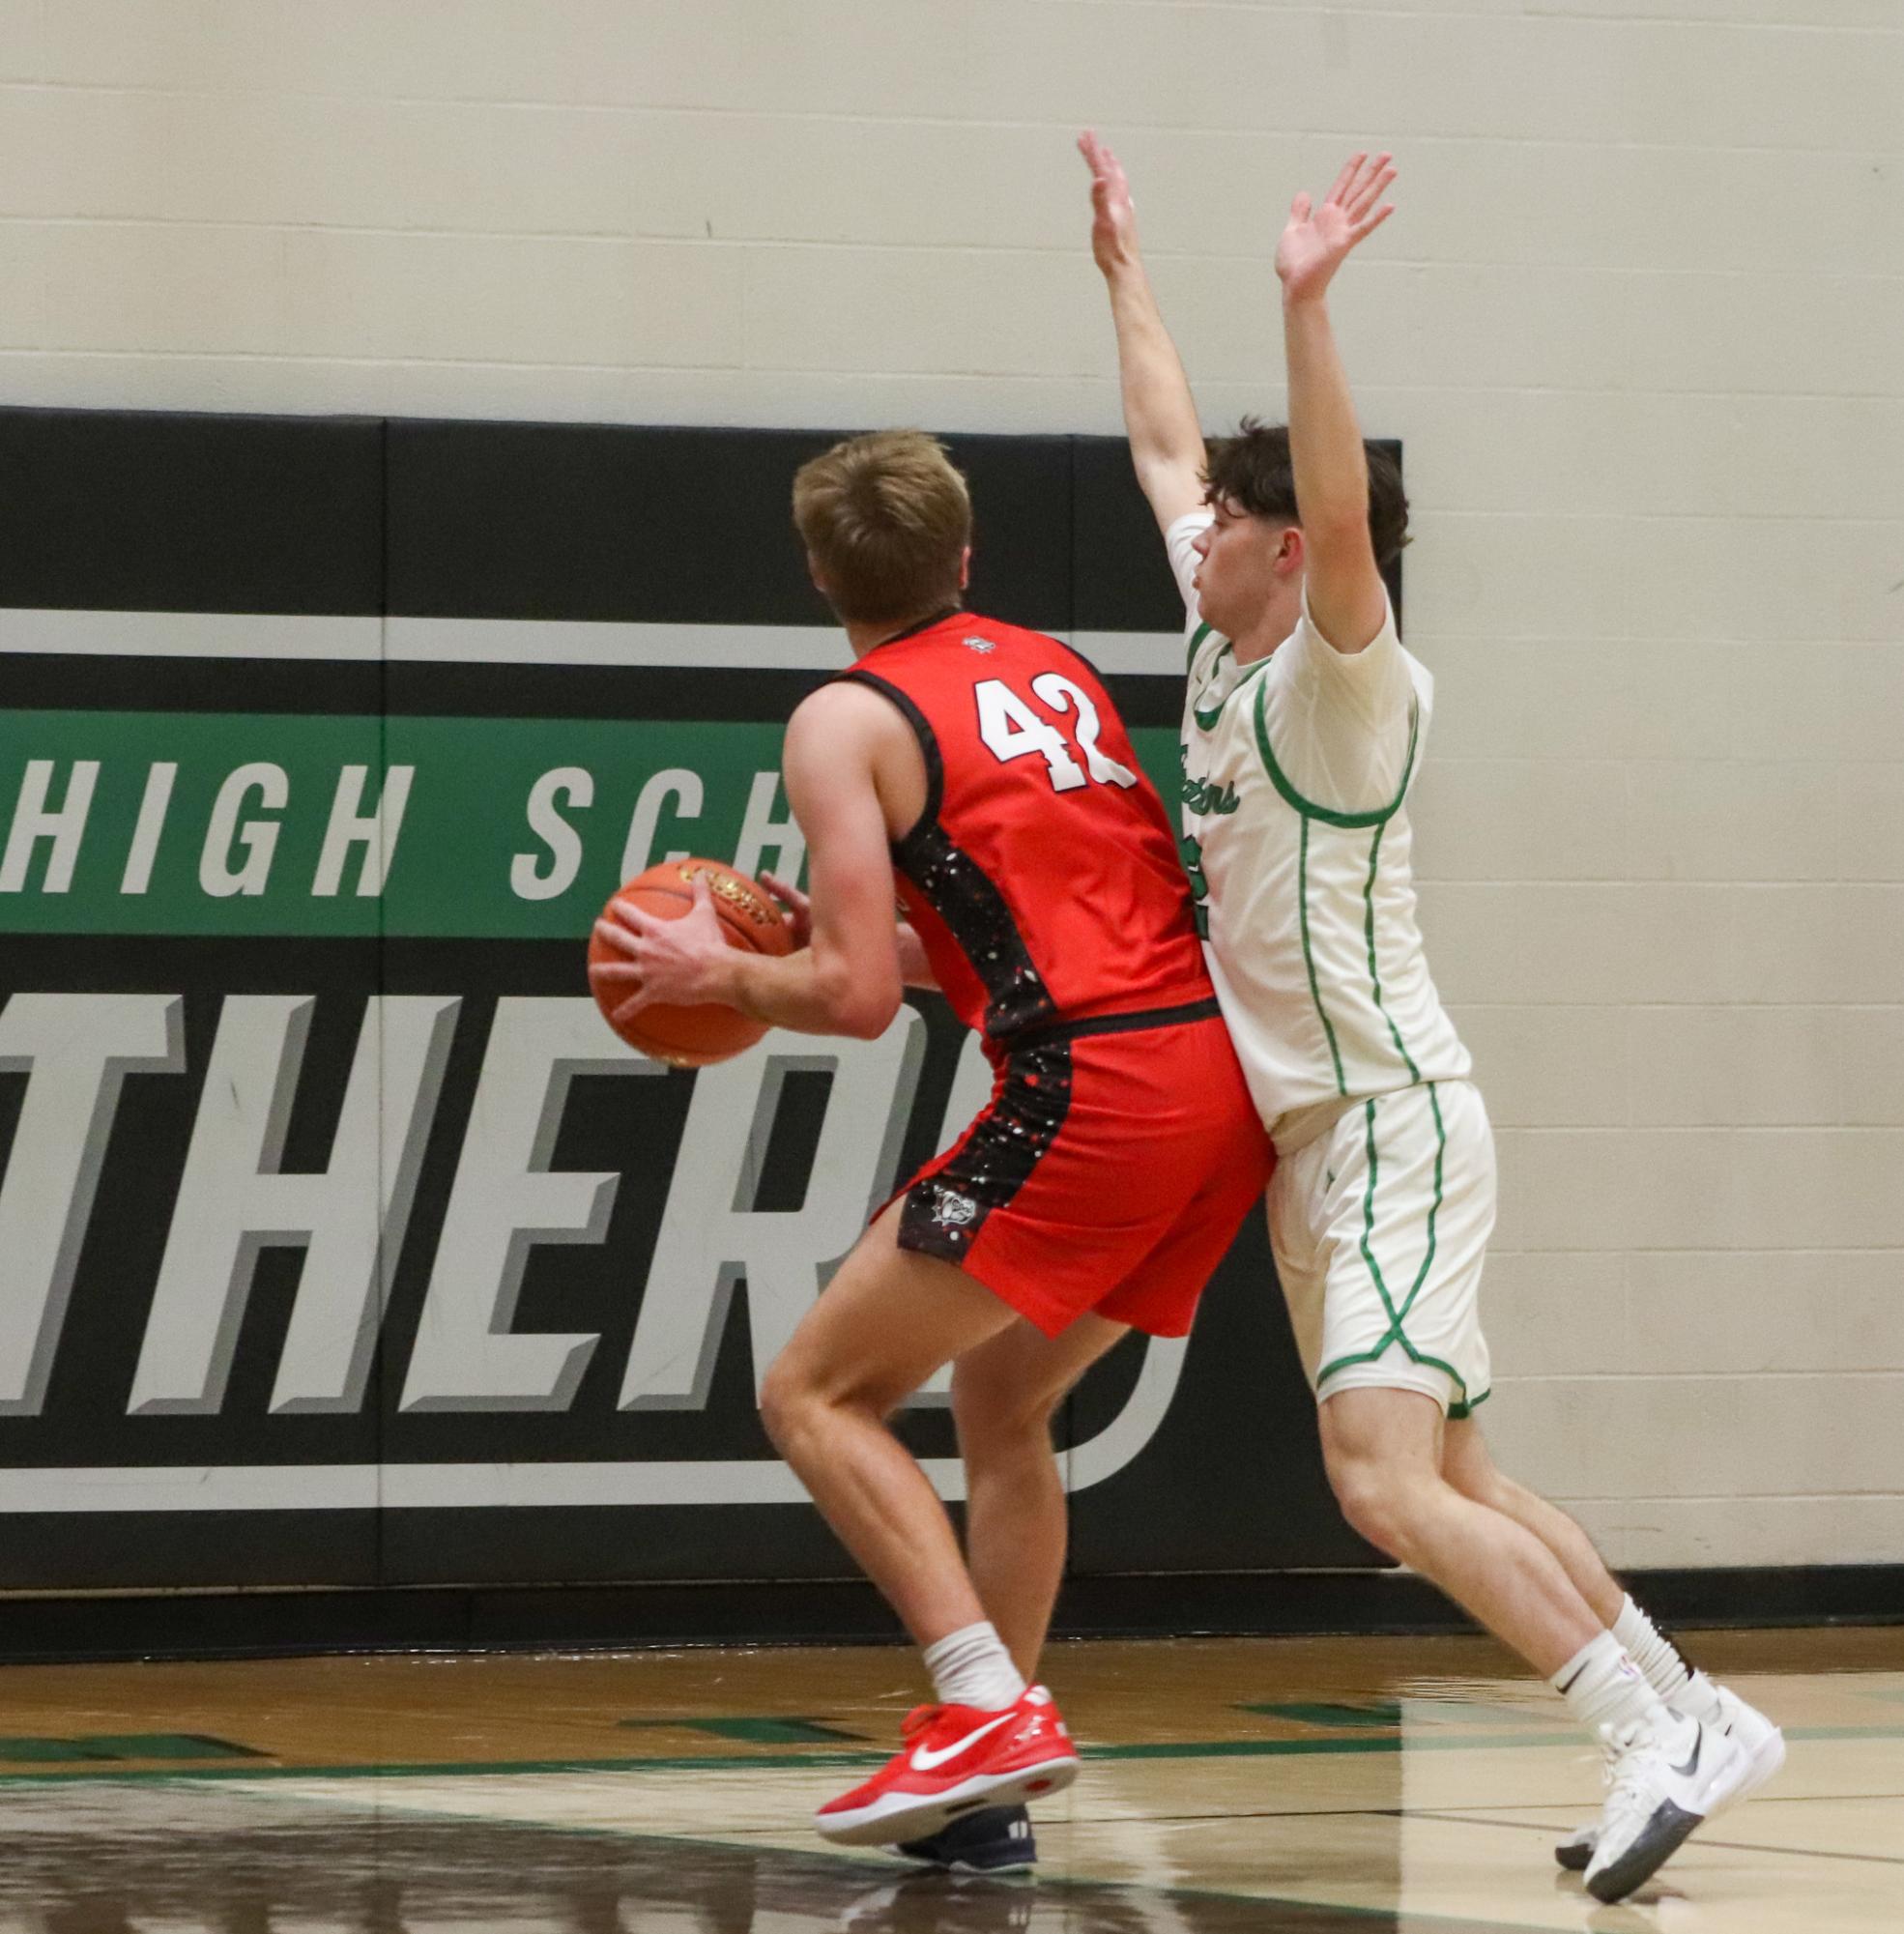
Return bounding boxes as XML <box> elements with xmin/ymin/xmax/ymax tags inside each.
<box><xmin>1268</xmin><ymin>1078</ymin><xmax>1493</xmax><ymax>1420</ymax></box>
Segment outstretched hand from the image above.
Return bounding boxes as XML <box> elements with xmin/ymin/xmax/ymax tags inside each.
<box><xmin>1078</xmin><ymin>128</ymin><xmax>1140</xmax><ymax>275</ymax></box>
<box><xmin>1276</xmin><ymin>151</ymin><xmax>1397</xmax><ymax>305</ymax></box>
<box><xmin>588</xmin><ymin>872</ymin><xmax>730</xmax><ymax>1026</ymax></box>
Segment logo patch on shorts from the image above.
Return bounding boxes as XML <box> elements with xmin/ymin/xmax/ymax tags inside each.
<box><xmin>962</xmin><ymin>635</ymin><xmax>996</xmax><ymax>653</ymax></box>
<box><xmin>933</xmin><ymin>1187</ymin><xmax>979</xmax><ymax>1227</ymax></box>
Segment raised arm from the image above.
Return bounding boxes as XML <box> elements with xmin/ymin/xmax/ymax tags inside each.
<box><xmin>1277</xmin><ymin>151</ymin><xmax>1398</xmax><ymax>655</ymax></box>
<box><xmin>1079</xmin><ymin>130</ymin><xmax>1205</xmax><ymax>534</ymax></box>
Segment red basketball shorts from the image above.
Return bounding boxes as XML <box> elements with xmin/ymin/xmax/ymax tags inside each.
<box><xmin>894</xmin><ymin>999</ymin><xmax>1272</xmax><ymax>1338</ymax></box>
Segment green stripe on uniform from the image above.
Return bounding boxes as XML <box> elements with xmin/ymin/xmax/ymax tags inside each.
<box><xmin>1316</xmin><ymin>1084</ymin><xmax>1463</xmax><ymax>1403</ymax></box>
<box><xmin>1363</xmin><ymin>821</ymin><xmax>1422</xmax><ymax>1082</ymax></box>
<box><xmin>1298</xmin><ymin>817</ymin><xmax>1347</xmax><ymax>1096</ymax></box>
<box><xmin>1192</xmin><ymin>639</ymin><xmax>1234</xmax><ymax>730</ymax></box>
<box><xmin>1255</xmin><ymin>678</ymin><xmax>1420</xmax><ymax>830</ymax></box>
<box><xmin>1353</xmin><ymin>1098</ymin><xmax>1401</xmax><ymax>1333</ymax></box>
<box><xmin>1392</xmin><ymin>1081</ymin><xmax>1447</xmax><ymax>1334</ymax></box>
<box><xmin>1191</xmin><ymin>639</ymin><xmax>1273</xmax><ymax>733</ymax></box>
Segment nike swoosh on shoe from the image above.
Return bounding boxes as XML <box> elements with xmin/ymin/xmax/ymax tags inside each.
<box><xmin>909</xmin><ymin>1712</ymin><xmax>1017</xmax><ymax>1772</ymax></box>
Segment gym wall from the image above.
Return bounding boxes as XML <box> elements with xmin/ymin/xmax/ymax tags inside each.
<box><xmin>0</xmin><ymin>3</ymin><xmax>1899</xmax><ymax>1582</ymax></box>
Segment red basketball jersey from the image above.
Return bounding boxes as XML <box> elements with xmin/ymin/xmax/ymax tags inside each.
<box><xmin>838</xmin><ymin>610</ymin><xmax>1213</xmax><ymax>1045</ymax></box>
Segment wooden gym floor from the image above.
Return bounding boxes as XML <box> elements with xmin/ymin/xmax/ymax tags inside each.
<box><xmin>0</xmin><ymin>1624</ymin><xmax>1897</xmax><ymax>1930</ymax></box>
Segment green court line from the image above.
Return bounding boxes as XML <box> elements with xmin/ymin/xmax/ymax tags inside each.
<box><xmin>0</xmin><ymin>1722</ymin><xmax>1893</xmax><ymax>1787</ymax></box>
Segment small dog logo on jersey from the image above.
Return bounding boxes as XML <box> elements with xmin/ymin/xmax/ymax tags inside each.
<box><xmin>962</xmin><ymin>635</ymin><xmax>996</xmax><ymax>653</ymax></box>
<box><xmin>933</xmin><ymin>1187</ymin><xmax>979</xmax><ymax>1227</ymax></box>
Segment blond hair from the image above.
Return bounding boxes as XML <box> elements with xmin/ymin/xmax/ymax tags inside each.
<box><xmin>792</xmin><ymin>430</ymin><xmax>971</xmax><ymax>625</ymax></box>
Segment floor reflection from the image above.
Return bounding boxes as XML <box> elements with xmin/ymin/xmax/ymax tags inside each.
<box><xmin>0</xmin><ymin>1781</ymin><xmax>1399</xmax><ymax>1933</ymax></box>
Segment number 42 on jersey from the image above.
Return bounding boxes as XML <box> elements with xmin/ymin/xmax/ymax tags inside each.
<box><xmin>974</xmin><ymin>675</ymin><xmax>1139</xmax><ymax>793</ymax></box>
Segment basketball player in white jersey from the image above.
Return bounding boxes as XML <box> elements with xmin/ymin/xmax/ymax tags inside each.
<box><xmin>1081</xmin><ymin>131</ymin><xmax>1783</xmax><ymax>1904</ymax></box>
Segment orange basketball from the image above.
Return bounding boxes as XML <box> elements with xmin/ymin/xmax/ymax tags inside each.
<box><xmin>589</xmin><ymin>857</ymin><xmax>795</xmax><ymax>1066</ymax></box>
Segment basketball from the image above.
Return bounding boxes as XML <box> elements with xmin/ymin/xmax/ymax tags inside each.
<box><xmin>589</xmin><ymin>857</ymin><xmax>794</xmax><ymax>1066</ymax></box>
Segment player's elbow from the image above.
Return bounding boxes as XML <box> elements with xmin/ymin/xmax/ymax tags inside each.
<box><xmin>839</xmin><ymin>986</ymin><xmax>903</xmax><ymax>1040</ymax></box>
<box><xmin>820</xmin><ymin>961</ymin><xmax>902</xmax><ymax>1040</ymax></box>
<box><xmin>833</xmin><ymin>1001</ymin><xmax>899</xmax><ymax>1041</ymax></box>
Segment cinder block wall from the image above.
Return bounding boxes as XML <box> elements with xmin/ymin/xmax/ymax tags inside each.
<box><xmin>2</xmin><ymin>1</ymin><xmax>1898</xmax><ymax>1568</ymax></box>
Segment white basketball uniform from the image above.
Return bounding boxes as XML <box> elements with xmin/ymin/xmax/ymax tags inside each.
<box><xmin>1168</xmin><ymin>509</ymin><xmax>1492</xmax><ymax>1418</ymax></box>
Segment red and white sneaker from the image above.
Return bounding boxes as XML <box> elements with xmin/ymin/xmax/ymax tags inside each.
<box><xmin>814</xmin><ymin>1685</ymin><xmax>1080</xmax><ymax>1845</ymax></box>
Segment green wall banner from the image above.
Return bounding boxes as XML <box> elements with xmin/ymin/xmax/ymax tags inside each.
<box><xmin>1</xmin><ymin>708</ymin><xmax>1179</xmax><ymax>938</ymax></box>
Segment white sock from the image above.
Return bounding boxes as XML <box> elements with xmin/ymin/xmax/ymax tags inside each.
<box><xmin>1550</xmin><ymin>1631</ymin><xmax>1660</xmax><ymax>1738</ymax></box>
<box><xmin>923</xmin><ymin>1621</ymin><xmax>1026</xmax><ymax>1712</ymax></box>
<box><xmin>1612</xmin><ymin>1594</ymin><xmax>1723</xmax><ymax>1722</ymax></box>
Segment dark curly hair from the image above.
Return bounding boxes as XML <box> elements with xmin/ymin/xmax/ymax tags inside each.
<box><xmin>1202</xmin><ymin>418</ymin><xmax>1410</xmax><ymax>570</ymax></box>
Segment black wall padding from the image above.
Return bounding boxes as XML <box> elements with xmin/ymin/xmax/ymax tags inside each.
<box><xmin>0</xmin><ymin>407</ymin><xmax>384</xmax><ymax>615</ymax></box>
<box><xmin>387</xmin><ymin>420</ymin><xmax>1077</xmax><ymax>630</ymax></box>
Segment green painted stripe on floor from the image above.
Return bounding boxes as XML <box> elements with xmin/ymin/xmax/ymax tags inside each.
<box><xmin>1238</xmin><ymin>1701</ymin><xmax>1404</xmax><ymax>1728</ymax></box>
<box><xmin>0</xmin><ymin>1731</ymin><xmax>267</xmax><ymax>1764</ymax></box>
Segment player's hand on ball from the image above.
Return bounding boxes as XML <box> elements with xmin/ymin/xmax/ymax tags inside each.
<box><xmin>590</xmin><ymin>872</ymin><xmax>729</xmax><ymax>1020</ymax></box>
<box><xmin>588</xmin><ymin>858</ymin><xmax>789</xmax><ymax>1063</ymax></box>
<box><xmin>1276</xmin><ymin>151</ymin><xmax>1396</xmax><ymax>305</ymax></box>
<box><xmin>585</xmin><ymin>944</ymin><xmax>648</xmax><ymax>1031</ymax></box>
<box><xmin>758</xmin><ymin>871</ymin><xmax>812</xmax><ymax>949</ymax></box>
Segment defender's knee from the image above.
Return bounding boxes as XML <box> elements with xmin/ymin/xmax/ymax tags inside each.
<box><xmin>1328</xmin><ymin>1456</ymin><xmax>1429</xmax><ymax>1565</ymax></box>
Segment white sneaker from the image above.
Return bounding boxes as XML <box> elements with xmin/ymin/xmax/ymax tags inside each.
<box><xmin>1710</xmin><ymin>1680</ymin><xmax>1788</xmax><ymax>1807</ymax></box>
<box><xmin>1582</xmin><ymin>1708</ymin><xmax>1750</xmax><ymax>1904</ymax></box>
<box><xmin>1555</xmin><ymin>1680</ymin><xmax>1783</xmax><ymax>1872</ymax></box>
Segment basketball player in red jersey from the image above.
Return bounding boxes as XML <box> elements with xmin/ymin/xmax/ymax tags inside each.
<box><xmin>591</xmin><ymin>430</ymin><xmax>1267</xmax><ymax>1861</ymax></box>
